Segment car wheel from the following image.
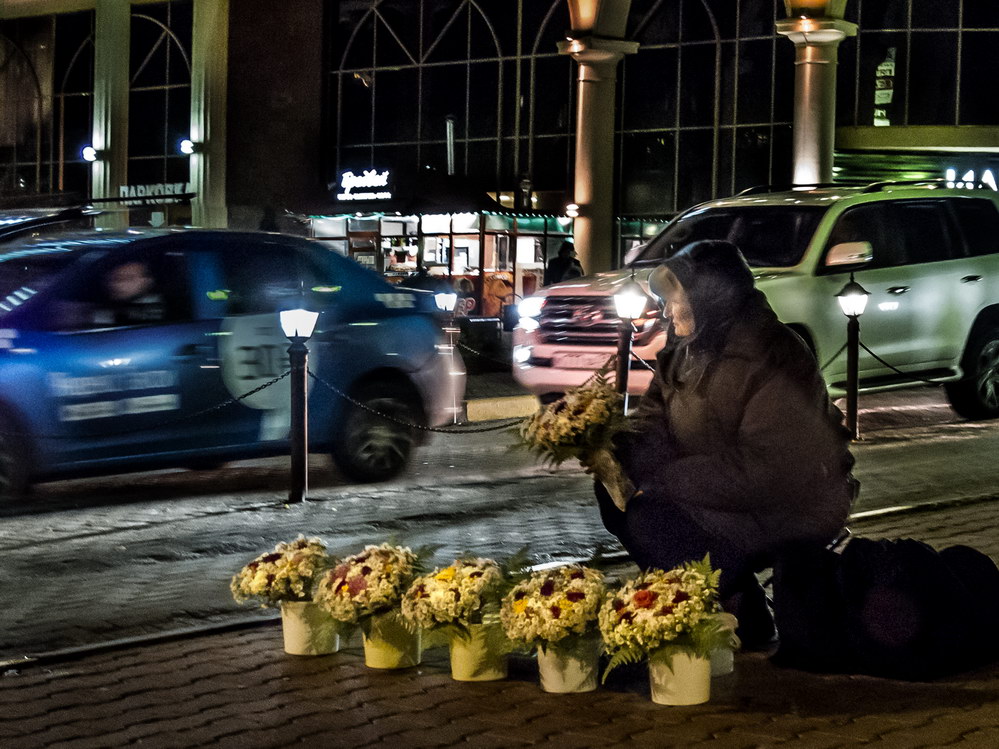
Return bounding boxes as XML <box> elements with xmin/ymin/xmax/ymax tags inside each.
<box><xmin>330</xmin><ymin>385</ymin><xmax>419</xmax><ymax>482</ymax></box>
<box><xmin>0</xmin><ymin>412</ymin><xmax>30</xmax><ymax>500</ymax></box>
<box><xmin>945</xmin><ymin>328</ymin><xmax>999</xmax><ymax>420</ymax></box>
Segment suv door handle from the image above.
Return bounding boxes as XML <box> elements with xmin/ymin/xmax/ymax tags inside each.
<box><xmin>962</xmin><ymin>275</ymin><xmax>983</xmax><ymax>283</ymax></box>
<box><xmin>886</xmin><ymin>286</ymin><xmax>910</xmax><ymax>295</ymax></box>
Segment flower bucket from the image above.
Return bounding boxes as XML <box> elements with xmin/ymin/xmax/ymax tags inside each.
<box><xmin>449</xmin><ymin>623</ymin><xmax>508</xmax><ymax>682</ymax></box>
<box><xmin>710</xmin><ymin>647</ymin><xmax>734</xmax><ymax>677</ymax></box>
<box><xmin>362</xmin><ymin>612</ymin><xmax>422</xmax><ymax>669</ymax></box>
<box><xmin>648</xmin><ymin>651</ymin><xmax>711</xmax><ymax>706</ymax></box>
<box><xmin>537</xmin><ymin>637</ymin><xmax>600</xmax><ymax>693</ymax></box>
<box><xmin>280</xmin><ymin>601</ymin><xmax>340</xmax><ymax>656</ymax></box>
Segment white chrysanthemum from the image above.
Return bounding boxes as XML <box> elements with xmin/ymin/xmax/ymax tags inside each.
<box><xmin>230</xmin><ymin>536</ymin><xmax>330</xmax><ymax>607</ymax></box>
<box><xmin>401</xmin><ymin>558</ymin><xmax>503</xmax><ymax>629</ymax></box>
<box><xmin>598</xmin><ymin>564</ymin><xmax>719</xmax><ymax>652</ymax></box>
<box><xmin>313</xmin><ymin>543</ymin><xmax>419</xmax><ymax>624</ymax></box>
<box><xmin>500</xmin><ymin>565</ymin><xmax>605</xmax><ymax>647</ymax></box>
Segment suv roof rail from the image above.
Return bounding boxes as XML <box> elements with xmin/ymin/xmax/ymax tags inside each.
<box><xmin>736</xmin><ymin>182</ymin><xmax>865</xmax><ymax>196</ymax></box>
<box><xmin>860</xmin><ymin>178</ymin><xmax>963</xmax><ymax>193</ymax></box>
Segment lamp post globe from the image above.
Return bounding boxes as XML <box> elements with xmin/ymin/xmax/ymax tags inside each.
<box><xmin>613</xmin><ymin>279</ymin><xmax>647</xmax><ymax>411</ymax></box>
<box><xmin>280</xmin><ymin>307</ymin><xmax>319</xmax><ymax>503</ymax></box>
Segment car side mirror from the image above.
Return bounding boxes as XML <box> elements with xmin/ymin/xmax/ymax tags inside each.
<box><xmin>825</xmin><ymin>240</ymin><xmax>873</xmax><ymax>267</ymax></box>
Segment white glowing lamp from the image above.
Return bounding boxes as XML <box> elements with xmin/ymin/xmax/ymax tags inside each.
<box><xmin>280</xmin><ymin>308</ymin><xmax>320</xmax><ymax>340</ymax></box>
<box><xmin>82</xmin><ymin>146</ymin><xmax>99</xmax><ymax>162</ymax></box>
<box><xmin>836</xmin><ymin>275</ymin><xmax>870</xmax><ymax>318</ymax></box>
<box><xmin>614</xmin><ymin>280</ymin><xmax>647</xmax><ymax>321</ymax></box>
<box><xmin>434</xmin><ymin>292</ymin><xmax>458</xmax><ymax>313</ymax></box>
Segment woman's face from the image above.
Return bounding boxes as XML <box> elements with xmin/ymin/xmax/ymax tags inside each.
<box><xmin>668</xmin><ymin>287</ymin><xmax>695</xmax><ymax>337</ymax></box>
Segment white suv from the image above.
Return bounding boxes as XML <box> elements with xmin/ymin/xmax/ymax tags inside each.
<box><xmin>513</xmin><ymin>182</ymin><xmax>999</xmax><ymax>419</ymax></box>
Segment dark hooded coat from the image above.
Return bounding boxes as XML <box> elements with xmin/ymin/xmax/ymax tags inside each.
<box><xmin>617</xmin><ymin>240</ymin><xmax>856</xmax><ymax>557</ymax></box>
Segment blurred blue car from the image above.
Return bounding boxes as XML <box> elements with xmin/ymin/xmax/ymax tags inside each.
<box><xmin>0</xmin><ymin>229</ymin><xmax>465</xmax><ymax>497</ymax></box>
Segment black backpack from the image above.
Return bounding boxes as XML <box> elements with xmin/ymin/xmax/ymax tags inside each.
<box><xmin>770</xmin><ymin>537</ymin><xmax>999</xmax><ymax>680</ymax></box>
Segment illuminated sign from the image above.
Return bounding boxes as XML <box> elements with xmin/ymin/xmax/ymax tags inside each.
<box><xmin>336</xmin><ymin>169</ymin><xmax>392</xmax><ymax>201</ymax></box>
<box><xmin>118</xmin><ymin>182</ymin><xmax>193</xmax><ymax>205</ymax></box>
<box><xmin>945</xmin><ymin>168</ymin><xmax>999</xmax><ymax>191</ymax></box>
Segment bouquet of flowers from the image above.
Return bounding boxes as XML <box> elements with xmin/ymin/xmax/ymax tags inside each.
<box><xmin>313</xmin><ymin>543</ymin><xmax>422</xmax><ymax>628</ymax></box>
<box><xmin>230</xmin><ymin>536</ymin><xmax>332</xmax><ymax>607</ymax></box>
<box><xmin>598</xmin><ymin>555</ymin><xmax>737</xmax><ymax>679</ymax></box>
<box><xmin>514</xmin><ymin>369</ymin><xmax>634</xmax><ymax>510</ymax></box>
<box><xmin>402</xmin><ymin>557</ymin><xmax>504</xmax><ymax>632</ymax></box>
<box><xmin>500</xmin><ymin>564</ymin><xmax>606</xmax><ymax>652</ymax></box>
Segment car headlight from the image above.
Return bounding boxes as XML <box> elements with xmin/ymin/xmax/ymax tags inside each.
<box><xmin>518</xmin><ymin>296</ymin><xmax>545</xmax><ymax>319</ymax></box>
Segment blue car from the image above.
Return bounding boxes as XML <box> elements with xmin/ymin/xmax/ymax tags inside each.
<box><xmin>0</xmin><ymin>229</ymin><xmax>465</xmax><ymax>498</ymax></box>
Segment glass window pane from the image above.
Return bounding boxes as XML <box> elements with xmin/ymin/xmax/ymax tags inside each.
<box><xmin>338</xmin><ymin>73</ymin><xmax>374</xmax><ymax>147</ymax></box>
<box><xmin>680</xmin><ymin>44</ymin><xmax>717</xmax><ymax>127</ymax></box>
<box><xmin>951</xmin><ymin>198</ymin><xmax>999</xmax><ymax>257</ymax></box>
<box><xmin>530</xmin><ymin>57</ymin><xmax>573</xmax><ymax>135</ymax></box>
<box><xmin>421</xmin><ymin>64</ymin><xmax>468</xmax><ymax>143</ymax></box>
<box><xmin>960</xmin><ymin>32</ymin><xmax>999</xmax><ymax>125</ymax></box>
<box><xmin>621</xmin><ymin>132</ymin><xmax>675</xmax><ymax>215</ymax></box>
<box><xmin>911</xmin><ymin>3</ymin><xmax>957</xmax><ymax>29</ymax></box>
<box><xmin>908</xmin><ymin>32</ymin><xmax>957</xmax><ymax>125</ymax></box>
<box><xmin>468</xmin><ymin>62</ymin><xmax>500</xmax><ymax>138</ymax></box>
<box><xmin>737</xmin><ymin>39</ymin><xmax>774</xmax><ymax>124</ymax></box>
<box><xmin>423</xmin><ymin>1</ymin><xmax>467</xmax><ymax>63</ymax></box>
<box><xmin>623</xmin><ymin>48</ymin><xmax>678</xmax><ymax>131</ymax></box>
<box><xmin>739</xmin><ymin>0</ymin><xmax>775</xmax><ymax>38</ymax></box>
<box><xmin>374</xmin><ymin>68</ymin><xmax>418</xmax><ymax>141</ymax></box>
<box><xmin>892</xmin><ymin>201</ymin><xmax>955</xmax><ymax>264</ymax></box>
<box><xmin>963</xmin><ymin>4</ymin><xmax>999</xmax><ymax>29</ymax></box>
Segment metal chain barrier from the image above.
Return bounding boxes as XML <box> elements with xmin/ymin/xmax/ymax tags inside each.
<box><xmin>630</xmin><ymin>351</ymin><xmax>656</xmax><ymax>372</ymax></box>
<box><xmin>457</xmin><ymin>340</ymin><xmax>514</xmax><ymax>367</ymax></box>
<box><xmin>859</xmin><ymin>341</ymin><xmax>947</xmax><ymax>386</ymax></box>
<box><xmin>306</xmin><ymin>369</ymin><xmax>523</xmax><ymax>433</ymax></box>
<box><xmin>1</xmin><ymin>371</ymin><xmax>291</xmax><ymax>440</ymax></box>
<box><xmin>820</xmin><ymin>342</ymin><xmax>847</xmax><ymax>373</ymax></box>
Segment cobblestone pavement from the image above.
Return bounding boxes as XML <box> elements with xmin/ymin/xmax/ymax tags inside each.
<box><xmin>3</xmin><ymin>500</ymin><xmax>999</xmax><ymax>748</ymax></box>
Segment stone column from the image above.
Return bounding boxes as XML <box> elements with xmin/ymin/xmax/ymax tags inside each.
<box><xmin>189</xmin><ymin>0</ymin><xmax>229</xmax><ymax>227</ymax></box>
<box><xmin>558</xmin><ymin>36</ymin><xmax>637</xmax><ymax>274</ymax></box>
<box><xmin>776</xmin><ymin>16</ymin><xmax>857</xmax><ymax>185</ymax></box>
<box><xmin>91</xmin><ymin>0</ymin><xmax>130</xmax><ymax>229</ymax></box>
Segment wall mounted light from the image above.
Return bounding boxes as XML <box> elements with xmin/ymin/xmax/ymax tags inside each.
<box><xmin>82</xmin><ymin>146</ymin><xmax>103</xmax><ymax>162</ymax></box>
<box><xmin>179</xmin><ymin>138</ymin><xmax>202</xmax><ymax>155</ymax></box>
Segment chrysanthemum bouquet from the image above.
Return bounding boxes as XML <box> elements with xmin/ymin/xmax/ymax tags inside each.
<box><xmin>402</xmin><ymin>557</ymin><xmax>504</xmax><ymax>630</ymax></box>
<box><xmin>598</xmin><ymin>555</ymin><xmax>737</xmax><ymax>679</ymax></box>
<box><xmin>514</xmin><ymin>369</ymin><xmax>634</xmax><ymax>510</ymax></box>
<box><xmin>500</xmin><ymin>565</ymin><xmax>606</xmax><ymax>653</ymax></box>
<box><xmin>230</xmin><ymin>536</ymin><xmax>332</xmax><ymax>607</ymax></box>
<box><xmin>313</xmin><ymin>543</ymin><xmax>423</xmax><ymax>629</ymax></box>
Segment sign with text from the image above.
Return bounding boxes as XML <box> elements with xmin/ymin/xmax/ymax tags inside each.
<box><xmin>335</xmin><ymin>169</ymin><xmax>393</xmax><ymax>201</ymax></box>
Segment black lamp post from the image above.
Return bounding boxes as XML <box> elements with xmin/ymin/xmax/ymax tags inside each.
<box><xmin>613</xmin><ymin>278</ymin><xmax>647</xmax><ymax>413</ymax></box>
<box><xmin>836</xmin><ymin>273</ymin><xmax>869</xmax><ymax>440</ymax></box>
<box><xmin>280</xmin><ymin>307</ymin><xmax>320</xmax><ymax>503</ymax></box>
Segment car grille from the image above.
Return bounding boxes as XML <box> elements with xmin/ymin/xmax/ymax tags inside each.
<box><xmin>539</xmin><ymin>296</ymin><xmax>657</xmax><ymax>346</ymax></box>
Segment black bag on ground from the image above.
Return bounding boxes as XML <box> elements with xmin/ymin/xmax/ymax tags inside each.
<box><xmin>770</xmin><ymin>537</ymin><xmax>999</xmax><ymax>680</ymax></box>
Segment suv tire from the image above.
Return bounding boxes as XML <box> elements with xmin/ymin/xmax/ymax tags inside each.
<box><xmin>945</xmin><ymin>328</ymin><xmax>999</xmax><ymax>420</ymax></box>
<box><xmin>0</xmin><ymin>411</ymin><xmax>30</xmax><ymax>500</ymax></box>
<box><xmin>331</xmin><ymin>383</ymin><xmax>418</xmax><ymax>482</ymax></box>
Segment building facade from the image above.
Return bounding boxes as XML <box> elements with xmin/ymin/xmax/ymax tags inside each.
<box><xmin>3</xmin><ymin>1</ymin><xmax>999</xmax><ymax>267</ymax></box>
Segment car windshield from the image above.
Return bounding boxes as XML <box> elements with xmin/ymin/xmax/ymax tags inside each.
<box><xmin>627</xmin><ymin>204</ymin><xmax>828</xmax><ymax>268</ymax></box>
<box><xmin>0</xmin><ymin>251</ymin><xmax>77</xmax><ymax>314</ymax></box>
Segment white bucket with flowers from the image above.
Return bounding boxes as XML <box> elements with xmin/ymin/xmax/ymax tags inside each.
<box><xmin>314</xmin><ymin>543</ymin><xmax>426</xmax><ymax>669</ymax></box>
<box><xmin>403</xmin><ymin>557</ymin><xmax>512</xmax><ymax>681</ymax></box>
<box><xmin>600</xmin><ymin>555</ymin><xmax>738</xmax><ymax>705</ymax></box>
<box><xmin>501</xmin><ymin>564</ymin><xmax>606</xmax><ymax>693</ymax></box>
<box><xmin>230</xmin><ymin>536</ymin><xmax>341</xmax><ymax>656</ymax></box>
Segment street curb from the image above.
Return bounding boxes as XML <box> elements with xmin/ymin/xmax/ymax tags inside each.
<box><xmin>0</xmin><ymin>614</ymin><xmax>278</xmax><ymax>671</ymax></box>
<box><xmin>465</xmin><ymin>394</ymin><xmax>537</xmax><ymax>422</ymax></box>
